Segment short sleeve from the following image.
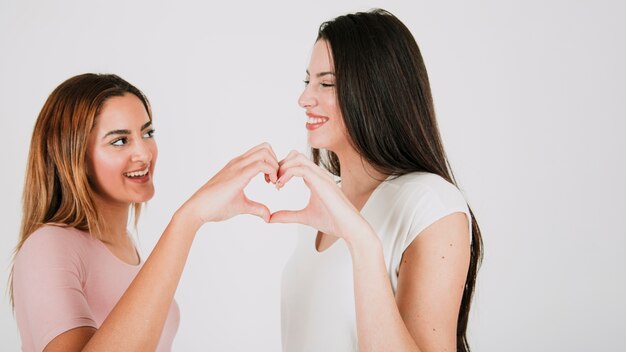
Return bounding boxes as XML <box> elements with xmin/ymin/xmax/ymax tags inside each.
<box><xmin>402</xmin><ymin>178</ymin><xmax>472</xmax><ymax>252</ymax></box>
<box><xmin>12</xmin><ymin>226</ymin><xmax>97</xmax><ymax>351</ymax></box>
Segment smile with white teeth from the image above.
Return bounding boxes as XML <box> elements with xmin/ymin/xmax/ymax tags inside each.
<box><xmin>307</xmin><ymin>116</ymin><xmax>329</xmax><ymax>124</ymax></box>
<box><xmin>124</xmin><ymin>166</ymin><xmax>149</xmax><ymax>178</ymax></box>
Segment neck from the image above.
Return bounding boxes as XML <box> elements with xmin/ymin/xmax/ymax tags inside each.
<box><xmin>334</xmin><ymin>146</ymin><xmax>387</xmax><ymax>203</ymax></box>
<box><xmin>93</xmin><ymin>196</ymin><xmax>131</xmax><ymax>244</ymax></box>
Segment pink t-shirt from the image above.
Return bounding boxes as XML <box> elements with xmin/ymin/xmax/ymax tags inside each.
<box><xmin>12</xmin><ymin>225</ymin><xmax>180</xmax><ymax>352</ymax></box>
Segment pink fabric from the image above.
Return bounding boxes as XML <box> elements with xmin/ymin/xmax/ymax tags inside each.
<box><xmin>13</xmin><ymin>225</ymin><xmax>179</xmax><ymax>352</ymax></box>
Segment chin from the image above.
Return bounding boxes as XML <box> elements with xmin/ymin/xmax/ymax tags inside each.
<box><xmin>308</xmin><ymin>135</ymin><xmax>330</xmax><ymax>150</ymax></box>
<box><xmin>308</xmin><ymin>129</ymin><xmax>347</xmax><ymax>152</ymax></box>
<box><xmin>134</xmin><ymin>189</ymin><xmax>155</xmax><ymax>203</ymax></box>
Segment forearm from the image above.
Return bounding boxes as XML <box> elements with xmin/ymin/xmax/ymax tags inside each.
<box><xmin>84</xmin><ymin>211</ymin><xmax>200</xmax><ymax>351</ymax></box>
<box><xmin>348</xmin><ymin>233</ymin><xmax>420</xmax><ymax>352</ymax></box>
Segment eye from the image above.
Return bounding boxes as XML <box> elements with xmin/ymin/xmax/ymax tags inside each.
<box><xmin>303</xmin><ymin>79</ymin><xmax>310</xmax><ymax>86</ymax></box>
<box><xmin>320</xmin><ymin>82</ymin><xmax>335</xmax><ymax>88</ymax></box>
<box><xmin>143</xmin><ymin>129</ymin><xmax>155</xmax><ymax>138</ymax></box>
<box><xmin>111</xmin><ymin>137</ymin><xmax>127</xmax><ymax>146</ymax></box>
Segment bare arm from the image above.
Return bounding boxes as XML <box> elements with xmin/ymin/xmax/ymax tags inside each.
<box><xmin>347</xmin><ymin>227</ymin><xmax>419</xmax><ymax>351</ymax></box>
<box><xmin>78</xmin><ymin>210</ymin><xmax>200</xmax><ymax>351</ymax></box>
<box><xmin>396</xmin><ymin>212</ymin><xmax>470</xmax><ymax>351</ymax></box>
<box><xmin>349</xmin><ymin>212</ymin><xmax>470</xmax><ymax>351</ymax></box>
<box><xmin>270</xmin><ymin>151</ymin><xmax>471</xmax><ymax>351</ymax></box>
<box><xmin>43</xmin><ymin>143</ymin><xmax>279</xmax><ymax>352</ymax></box>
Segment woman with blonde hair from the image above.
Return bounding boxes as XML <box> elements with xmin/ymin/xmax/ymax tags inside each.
<box><xmin>11</xmin><ymin>73</ymin><xmax>279</xmax><ymax>351</ymax></box>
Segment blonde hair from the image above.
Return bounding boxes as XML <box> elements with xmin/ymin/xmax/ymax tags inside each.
<box><xmin>11</xmin><ymin>73</ymin><xmax>152</xmax><ymax>305</ymax></box>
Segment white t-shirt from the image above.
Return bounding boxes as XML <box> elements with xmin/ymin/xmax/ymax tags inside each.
<box><xmin>281</xmin><ymin>172</ymin><xmax>471</xmax><ymax>352</ymax></box>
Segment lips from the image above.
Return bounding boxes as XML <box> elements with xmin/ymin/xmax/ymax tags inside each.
<box><xmin>124</xmin><ymin>166</ymin><xmax>149</xmax><ymax>179</ymax></box>
<box><xmin>306</xmin><ymin>112</ymin><xmax>329</xmax><ymax>131</ymax></box>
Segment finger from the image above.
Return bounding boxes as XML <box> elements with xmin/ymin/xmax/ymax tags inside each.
<box><xmin>277</xmin><ymin>154</ymin><xmax>321</xmax><ymax>180</ymax></box>
<box><xmin>242</xmin><ymin>149</ymin><xmax>280</xmax><ymax>183</ymax></box>
<box><xmin>276</xmin><ymin>165</ymin><xmax>316</xmax><ymax>190</ymax></box>
<box><xmin>242</xmin><ymin>142</ymin><xmax>275</xmax><ymax>159</ymax></box>
<box><xmin>256</xmin><ymin>149</ymin><xmax>280</xmax><ymax>170</ymax></box>
<box><xmin>277</xmin><ymin>156</ymin><xmax>306</xmax><ymax>179</ymax></box>
<box><xmin>280</xmin><ymin>153</ymin><xmax>334</xmax><ymax>182</ymax></box>
<box><xmin>266</xmin><ymin>171</ymin><xmax>277</xmax><ymax>184</ymax></box>
<box><xmin>243</xmin><ymin>198</ymin><xmax>271</xmax><ymax>223</ymax></box>
<box><xmin>278</xmin><ymin>152</ymin><xmax>316</xmax><ymax>168</ymax></box>
<box><xmin>262</xmin><ymin>143</ymin><xmax>278</xmax><ymax>162</ymax></box>
<box><xmin>241</xmin><ymin>142</ymin><xmax>269</xmax><ymax>156</ymax></box>
<box><xmin>240</xmin><ymin>148</ymin><xmax>279</xmax><ymax>167</ymax></box>
<box><xmin>279</xmin><ymin>156</ymin><xmax>307</xmax><ymax>170</ymax></box>
<box><xmin>242</xmin><ymin>160</ymin><xmax>279</xmax><ymax>184</ymax></box>
<box><xmin>278</xmin><ymin>149</ymin><xmax>300</xmax><ymax>167</ymax></box>
<box><xmin>269</xmin><ymin>209</ymin><xmax>307</xmax><ymax>224</ymax></box>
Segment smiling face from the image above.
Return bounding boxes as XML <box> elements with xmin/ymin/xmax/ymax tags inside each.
<box><xmin>87</xmin><ymin>93</ymin><xmax>157</xmax><ymax>207</ymax></box>
<box><xmin>299</xmin><ymin>40</ymin><xmax>350</xmax><ymax>153</ymax></box>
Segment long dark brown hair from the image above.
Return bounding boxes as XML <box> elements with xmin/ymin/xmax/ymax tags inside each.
<box><xmin>312</xmin><ymin>9</ymin><xmax>483</xmax><ymax>351</ymax></box>
<box><xmin>10</xmin><ymin>73</ymin><xmax>151</xmax><ymax>306</ymax></box>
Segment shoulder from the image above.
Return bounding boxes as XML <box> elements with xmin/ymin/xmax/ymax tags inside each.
<box><xmin>20</xmin><ymin>224</ymin><xmax>91</xmax><ymax>249</ymax></box>
<box><xmin>12</xmin><ymin>226</ymin><xmax>99</xmax><ymax>351</ymax></box>
<box><xmin>382</xmin><ymin>172</ymin><xmax>471</xmax><ymax>242</ymax></box>
<box><xmin>15</xmin><ymin>225</ymin><xmax>93</xmax><ymax>267</ymax></box>
<box><xmin>386</xmin><ymin>172</ymin><xmax>468</xmax><ymax>212</ymax></box>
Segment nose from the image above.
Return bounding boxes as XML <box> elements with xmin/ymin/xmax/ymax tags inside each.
<box><xmin>131</xmin><ymin>138</ymin><xmax>153</xmax><ymax>164</ymax></box>
<box><xmin>298</xmin><ymin>85</ymin><xmax>316</xmax><ymax>109</ymax></box>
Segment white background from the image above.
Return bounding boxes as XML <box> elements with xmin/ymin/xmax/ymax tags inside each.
<box><xmin>1</xmin><ymin>0</ymin><xmax>625</xmax><ymax>351</ymax></box>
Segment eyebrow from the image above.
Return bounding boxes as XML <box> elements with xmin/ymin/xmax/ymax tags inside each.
<box><xmin>102</xmin><ymin>121</ymin><xmax>152</xmax><ymax>139</ymax></box>
<box><xmin>305</xmin><ymin>70</ymin><xmax>335</xmax><ymax>78</ymax></box>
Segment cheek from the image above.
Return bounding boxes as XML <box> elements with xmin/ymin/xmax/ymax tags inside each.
<box><xmin>90</xmin><ymin>150</ymin><xmax>125</xmax><ymax>183</ymax></box>
<box><xmin>329</xmin><ymin>105</ymin><xmax>347</xmax><ymax>137</ymax></box>
<box><xmin>150</xmin><ymin>142</ymin><xmax>158</xmax><ymax>165</ymax></box>
<box><xmin>325</xmin><ymin>95</ymin><xmax>341</xmax><ymax>117</ymax></box>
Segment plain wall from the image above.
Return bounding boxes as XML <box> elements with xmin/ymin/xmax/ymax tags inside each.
<box><xmin>1</xmin><ymin>0</ymin><xmax>625</xmax><ymax>350</ymax></box>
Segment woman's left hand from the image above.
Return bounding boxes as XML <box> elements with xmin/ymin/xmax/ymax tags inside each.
<box><xmin>269</xmin><ymin>151</ymin><xmax>372</xmax><ymax>245</ymax></box>
<box><xmin>177</xmin><ymin>143</ymin><xmax>279</xmax><ymax>227</ymax></box>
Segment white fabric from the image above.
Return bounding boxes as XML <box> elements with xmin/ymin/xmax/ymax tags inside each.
<box><xmin>281</xmin><ymin>172</ymin><xmax>471</xmax><ymax>352</ymax></box>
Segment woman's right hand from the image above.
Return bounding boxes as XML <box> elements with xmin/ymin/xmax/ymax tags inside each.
<box><xmin>269</xmin><ymin>150</ymin><xmax>376</xmax><ymax>247</ymax></box>
<box><xmin>176</xmin><ymin>143</ymin><xmax>279</xmax><ymax>227</ymax></box>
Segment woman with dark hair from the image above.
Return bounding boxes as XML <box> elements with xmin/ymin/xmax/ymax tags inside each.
<box><xmin>11</xmin><ymin>73</ymin><xmax>279</xmax><ymax>351</ymax></box>
<box><xmin>273</xmin><ymin>9</ymin><xmax>483</xmax><ymax>352</ymax></box>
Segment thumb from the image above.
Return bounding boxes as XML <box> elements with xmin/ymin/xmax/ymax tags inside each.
<box><xmin>243</xmin><ymin>198</ymin><xmax>271</xmax><ymax>223</ymax></box>
<box><xmin>269</xmin><ymin>209</ymin><xmax>306</xmax><ymax>225</ymax></box>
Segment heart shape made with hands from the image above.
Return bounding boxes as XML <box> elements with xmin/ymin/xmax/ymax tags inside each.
<box><xmin>243</xmin><ymin>173</ymin><xmax>310</xmax><ymax>217</ymax></box>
